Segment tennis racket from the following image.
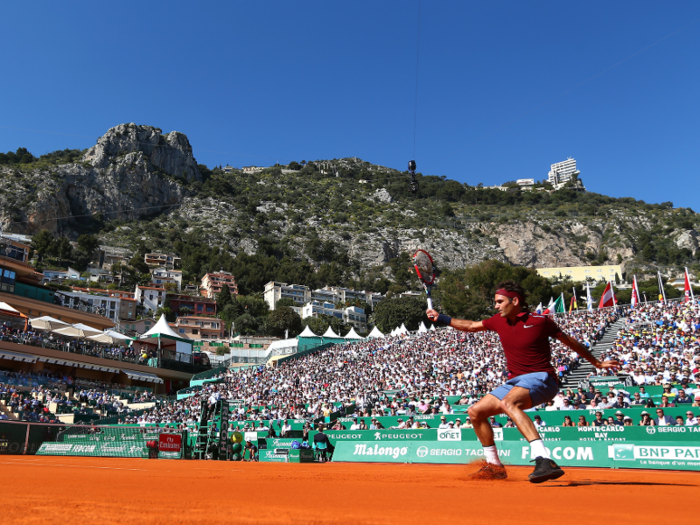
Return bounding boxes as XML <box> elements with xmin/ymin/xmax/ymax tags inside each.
<box><xmin>413</xmin><ymin>249</ymin><xmax>436</xmax><ymax>310</ymax></box>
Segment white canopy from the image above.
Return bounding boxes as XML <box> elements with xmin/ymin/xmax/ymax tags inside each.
<box><xmin>30</xmin><ymin>316</ymin><xmax>69</xmax><ymax>330</ymax></box>
<box><xmin>429</xmin><ymin>324</ymin><xmax>436</xmax><ymax>331</ymax></box>
<box><xmin>88</xmin><ymin>330</ymin><xmax>134</xmax><ymax>344</ymax></box>
<box><xmin>322</xmin><ymin>326</ymin><xmax>340</xmax><ymax>338</ymax></box>
<box><xmin>0</xmin><ymin>302</ymin><xmax>21</xmax><ymax>315</ymax></box>
<box><xmin>418</xmin><ymin>322</ymin><xmax>428</xmax><ymax>333</ymax></box>
<box><xmin>298</xmin><ymin>325</ymin><xmax>318</xmax><ymax>338</ymax></box>
<box><xmin>344</xmin><ymin>327</ymin><xmax>363</xmax><ymax>339</ymax></box>
<box><xmin>70</xmin><ymin>323</ymin><xmax>101</xmax><ymax>333</ymax></box>
<box><xmin>141</xmin><ymin>314</ymin><xmax>180</xmax><ymax>339</ymax></box>
<box><xmin>52</xmin><ymin>326</ymin><xmax>99</xmax><ymax>338</ymax></box>
<box><xmin>367</xmin><ymin>326</ymin><xmax>384</xmax><ymax>339</ymax></box>
<box><xmin>390</xmin><ymin>328</ymin><xmax>397</xmax><ymax>337</ymax></box>
<box><xmin>399</xmin><ymin>323</ymin><xmax>408</xmax><ymax>334</ymax></box>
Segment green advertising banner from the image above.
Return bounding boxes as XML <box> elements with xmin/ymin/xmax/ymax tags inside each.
<box><xmin>610</xmin><ymin>443</ymin><xmax>700</xmax><ymax>470</ymax></box>
<box><xmin>304</xmin><ymin>425</ymin><xmax>700</xmax><ymax>448</ymax></box>
<box><xmin>38</xmin><ymin>431</ymin><xmax>183</xmax><ymax>459</ymax></box>
<box><xmin>488</xmin><ymin>425</ymin><xmax>700</xmax><ymax>443</ymax></box>
<box><xmin>333</xmin><ymin>440</ymin><xmax>613</xmax><ymax>468</ymax></box>
<box><xmin>334</xmin><ymin>439</ymin><xmax>700</xmax><ymax>471</ymax></box>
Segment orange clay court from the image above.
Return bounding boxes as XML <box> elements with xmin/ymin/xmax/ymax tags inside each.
<box><xmin>1</xmin><ymin>457</ymin><xmax>698</xmax><ymax>525</ymax></box>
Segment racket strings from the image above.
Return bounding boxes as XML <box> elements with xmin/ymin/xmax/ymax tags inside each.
<box><xmin>414</xmin><ymin>253</ymin><xmax>433</xmax><ymax>280</ymax></box>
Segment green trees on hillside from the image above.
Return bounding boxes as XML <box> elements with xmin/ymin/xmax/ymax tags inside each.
<box><xmin>435</xmin><ymin>260</ymin><xmax>554</xmax><ymax>320</ymax></box>
<box><xmin>0</xmin><ymin>147</ymin><xmax>84</xmax><ymax>166</ymax></box>
<box><xmin>373</xmin><ymin>296</ymin><xmax>429</xmax><ymax>333</ymax></box>
<box><xmin>31</xmin><ymin>230</ymin><xmax>100</xmax><ymax>272</ymax></box>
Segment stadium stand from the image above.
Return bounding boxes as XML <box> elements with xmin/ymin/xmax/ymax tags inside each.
<box><xmin>5</xmin><ymin>300</ymin><xmax>699</xmax><ymax>463</ymax></box>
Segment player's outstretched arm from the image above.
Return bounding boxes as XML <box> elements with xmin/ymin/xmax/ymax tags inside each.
<box><xmin>426</xmin><ymin>309</ymin><xmax>486</xmax><ymax>333</ymax></box>
<box><xmin>555</xmin><ymin>332</ymin><xmax>620</xmax><ymax>370</ymax></box>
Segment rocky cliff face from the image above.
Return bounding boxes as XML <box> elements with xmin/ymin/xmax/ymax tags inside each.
<box><xmin>0</xmin><ymin>124</ymin><xmax>199</xmax><ymax>235</ymax></box>
<box><xmin>2</xmin><ymin>124</ymin><xmax>693</xmax><ymax>279</ymax></box>
<box><xmin>82</xmin><ymin>123</ymin><xmax>200</xmax><ymax>182</ymax></box>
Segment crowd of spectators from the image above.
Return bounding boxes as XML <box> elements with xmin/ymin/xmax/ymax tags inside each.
<box><xmin>594</xmin><ymin>300</ymin><xmax>700</xmax><ymax>386</ymax></box>
<box><xmin>0</xmin><ymin>383</ymin><xmax>59</xmax><ymax>422</ymax></box>
<box><xmin>0</xmin><ymin>320</ymin><xmax>145</xmax><ymax>365</ymax></box>
<box><xmin>137</xmin><ymin>308</ymin><xmax>621</xmax><ymax>426</ymax></box>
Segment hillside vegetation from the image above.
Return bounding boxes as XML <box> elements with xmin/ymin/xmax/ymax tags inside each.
<box><xmin>0</xmin><ymin>124</ymin><xmax>698</xmax><ymax>301</ymax></box>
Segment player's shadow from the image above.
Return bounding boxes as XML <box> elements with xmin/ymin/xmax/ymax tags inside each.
<box><xmin>549</xmin><ymin>481</ymin><xmax>697</xmax><ymax>488</ymax></box>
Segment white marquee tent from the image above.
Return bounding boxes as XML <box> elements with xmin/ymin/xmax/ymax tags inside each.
<box><xmin>344</xmin><ymin>327</ymin><xmax>363</xmax><ymax>339</ymax></box>
<box><xmin>367</xmin><ymin>326</ymin><xmax>384</xmax><ymax>338</ymax></box>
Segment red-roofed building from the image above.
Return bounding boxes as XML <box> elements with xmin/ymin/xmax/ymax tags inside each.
<box><xmin>200</xmin><ymin>271</ymin><xmax>238</xmax><ymax>299</ymax></box>
<box><xmin>167</xmin><ymin>294</ymin><xmax>217</xmax><ymax>316</ymax></box>
<box><xmin>135</xmin><ymin>285</ymin><xmax>166</xmax><ymax>315</ymax></box>
<box><xmin>175</xmin><ymin>316</ymin><xmax>225</xmax><ymax>341</ymax></box>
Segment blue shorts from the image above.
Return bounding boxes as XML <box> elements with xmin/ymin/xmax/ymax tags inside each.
<box><xmin>488</xmin><ymin>372</ymin><xmax>559</xmax><ymax>407</ymax></box>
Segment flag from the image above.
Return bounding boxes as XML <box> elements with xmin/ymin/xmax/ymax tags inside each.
<box><xmin>572</xmin><ymin>287</ymin><xmax>578</xmax><ymax>310</ymax></box>
<box><xmin>543</xmin><ymin>297</ymin><xmax>555</xmax><ymax>314</ymax></box>
<box><xmin>552</xmin><ymin>293</ymin><xmax>566</xmax><ymax>314</ymax></box>
<box><xmin>535</xmin><ymin>302</ymin><xmax>543</xmax><ymax>314</ymax></box>
<box><xmin>569</xmin><ymin>295</ymin><xmax>575</xmax><ymax>313</ymax></box>
<box><xmin>657</xmin><ymin>271</ymin><xmax>666</xmax><ymax>303</ymax></box>
<box><xmin>599</xmin><ymin>281</ymin><xmax>616</xmax><ymax>308</ymax></box>
<box><xmin>631</xmin><ymin>275</ymin><xmax>640</xmax><ymax>309</ymax></box>
<box><xmin>684</xmin><ymin>267</ymin><xmax>694</xmax><ymax>302</ymax></box>
<box><xmin>586</xmin><ymin>283</ymin><xmax>593</xmax><ymax>312</ymax></box>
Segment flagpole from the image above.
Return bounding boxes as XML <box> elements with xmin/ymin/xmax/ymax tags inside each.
<box><xmin>658</xmin><ymin>271</ymin><xmax>667</xmax><ymax>303</ymax></box>
<box><xmin>610</xmin><ymin>280</ymin><xmax>617</xmax><ymax>306</ymax></box>
<box><xmin>686</xmin><ymin>267</ymin><xmax>695</xmax><ymax>301</ymax></box>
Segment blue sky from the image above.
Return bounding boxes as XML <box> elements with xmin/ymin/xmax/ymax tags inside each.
<box><xmin>2</xmin><ymin>1</ymin><xmax>699</xmax><ymax>209</ymax></box>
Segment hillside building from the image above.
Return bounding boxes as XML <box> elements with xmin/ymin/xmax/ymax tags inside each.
<box><xmin>167</xmin><ymin>294</ymin><xmax>217</xmax><ymax>316</ymax></box>
<box><xmin>536</xmin><ymin>265</ymin><xmax>623</xmax><ymax>284</ymax></box>
<box><xmin>516</xmin><ymin>178</ymin><xmax>535</xmax><ymax>190</ymax></box>
<box><xmin>264</xmin><ymin>281</ymin><xmax>384</xmax><ymax>311</ymax></box>
<box><xmin>98</xmin><ymin>245</ymin><xmax>132</xmax><ymax>270</ymax></box>
<box><xmin>54</xmin><ymin>289</ymin><xmax>121</xmax><ymax>321</ymax></box>
<box><xmin>200</xmin><ymin>271</ymin><xmax>238</xmax><ymax>299</ymax></box>
<box><xmin>41</xmin><ymin>267</ymin><xmax>83</xmax><ymax>285</ymax></box>
<box><xmin>548</xmin><ymin>158</ymin><xmax>580</xmax><ymax>188</ymax></box>
<box><xmin>151</xmin><ymin>267</ymin><xmax>182</xmax><ymax>291</ymax></box>
<box><xmin>175</xmin><ymin>316</ymin><xmax>225</xmax><ymax>341</ymax></box>
<box><xmin>135</xmin><ymin>285</ymin><xmax>166</xmax><ymax>315</ymax></box>
<box><xmin>144</xmin><ymin>253</ymin><xmax>181</xmax><ymax>269</ymax></box>
<box><xmin>301</xmin><ymin>301</ymin><xmax>367</xmax><ymax>332</ymax></box>
<box><xmin>0</xmin><ymin>235</ymin><xmax>31</xmax><ymax>264</ymax></box>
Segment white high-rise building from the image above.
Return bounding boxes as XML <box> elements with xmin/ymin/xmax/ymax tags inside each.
<box><xmin>548</xmin><ymin>158</ymin><xmax>580</xmax><ymax>187</ymax></box>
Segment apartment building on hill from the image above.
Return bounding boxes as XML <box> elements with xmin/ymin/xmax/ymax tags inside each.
<box><xmin>201</xmin><ymin>271</ymin><xmax>238</xmax><ymax>298</ymax></box>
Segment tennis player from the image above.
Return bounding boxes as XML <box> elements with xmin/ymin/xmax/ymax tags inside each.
<box><xmin>426</xmin><ymin>280</ymin><xmax>619</xmax><ymax>483</ymax></box>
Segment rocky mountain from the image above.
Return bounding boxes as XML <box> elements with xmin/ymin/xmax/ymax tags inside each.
<box><xmin>1</xmin><ymin>124</ymin><xmax>698</xmax><ymax>292</ymax></box>
<box><xmin>0</xmin><ymin>123</ymin><xmax>198</xmax><ymax>235</ymax></box>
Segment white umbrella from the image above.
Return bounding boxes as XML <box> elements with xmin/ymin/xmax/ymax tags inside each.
<box><xmin>52</xmin><ymin>326</ymin><xmax>98</xmax><ymax>339</ymax></box>
<box><xmin>70</xmin><ymin>323</ymin><xmax>101</xmax><ymax>333</ymax></box>
<box><xmin>30</xmin><ymin>316</ymin><xmax>69</xmax><ymax>331</ymax></box>
<box><xmin>88</xmin><ymin>331</ymin><xmax>134</xmax><ymax>344</ymax></box>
